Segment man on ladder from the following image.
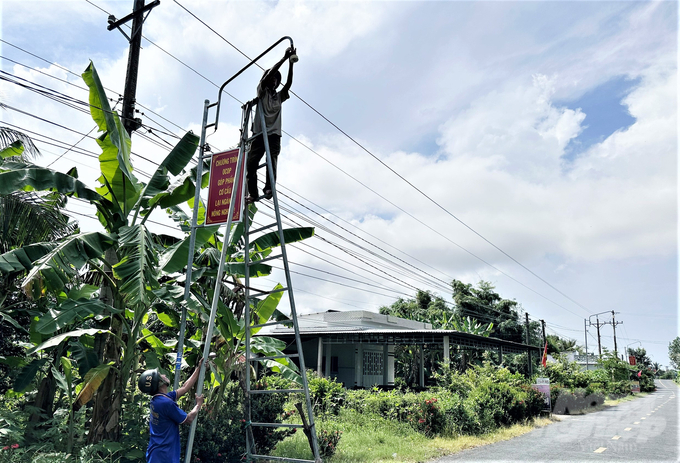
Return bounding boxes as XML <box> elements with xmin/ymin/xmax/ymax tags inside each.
<box><xmin>246</xmin><ymin>47</ymin><xmax>296</xmax><ymax>203</ymax></box>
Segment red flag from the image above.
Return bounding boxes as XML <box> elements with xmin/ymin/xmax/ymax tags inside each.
<box><xmin>637</xmin><ymin>370</ymin><xmax>642</xmax><ymax>378</ymax></box>
<box><xmin>541</xmin><ymin>341</ymin><xmax>548</xmax><ymax>367</ymax></box>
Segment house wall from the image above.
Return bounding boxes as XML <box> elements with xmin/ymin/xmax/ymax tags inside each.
<box><xmin>296</xmin><ymin>338</ymin><xmax>395</xmax><ymax>388</ymax></box>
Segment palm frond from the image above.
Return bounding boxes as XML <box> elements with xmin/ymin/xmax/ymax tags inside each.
<box><xmin>0</xmin><ymin>126</ymin><xmax>40</xmax><ymax>161</ymax></box>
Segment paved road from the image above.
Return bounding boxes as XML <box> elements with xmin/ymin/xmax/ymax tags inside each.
<box><xmin>436</xmin><ymin>379</ymin><xmax>678</xmax><ymax>463</ymax></box>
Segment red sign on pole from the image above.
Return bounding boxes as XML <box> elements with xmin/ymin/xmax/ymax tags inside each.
<box><xmin>206</xmin><ymin>149</ymin><xmax>244</xmax><ymax>225</ymax></box>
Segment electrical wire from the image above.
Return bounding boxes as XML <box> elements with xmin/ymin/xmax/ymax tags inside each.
<box><xmin>1</xmin><ymin>31</ymin><xmax>583</xmax><ymax>328</ymax></box>
<box><xmin>169</xmin><ymin>0</ymin><xmax>593</xmax><ymax>317</ymax></box>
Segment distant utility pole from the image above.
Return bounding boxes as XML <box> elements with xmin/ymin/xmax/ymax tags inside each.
<box><xmin>611</xmin><ymin>311</ymin><xmax>622</xmax><ymax>355</ymax></box>
<box><xmin>596</xmin><ymin>316</ymin><xmax>602</xmax><ymax>356</ymax></box>
<box><xmin>584</xmin><ymin>319</ymin><xmax>589</xmax><ymax>370</ymax></box>
<box><xmin>525</xmin><ymin>312</ymin><xmax>532</xmax><ymax>376</ymax></box>
<box><xmin>107</xmin><ymin>0</ymin><xmax>160</xmax><ymax>135</ymax></box>
<box><xmin>540</xmin><ymin>319</ymin><xmax>546</xmax><ymax>348</ymax></box>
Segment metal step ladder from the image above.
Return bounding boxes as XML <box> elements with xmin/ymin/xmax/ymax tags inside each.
<box><xmin>241</xmin><ymin>98</ymin><xmax>322</xmax><ymax>463</ymax></box>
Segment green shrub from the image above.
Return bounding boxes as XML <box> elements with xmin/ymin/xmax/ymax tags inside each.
<box><xmin>607</xmin><ymin>380</ymin><xmax>631</xmax><ymax>397</ymax></box>
<box><xmin>184</xmin><ymin>377</ymin><xmax>294</xmax><ymax>463</ymax></box>
<box><xmin>345</xmin><ymin>362</ymin><xmax>545</xmax><ymax>438</ymax></box>
<box><xmin>307</xmin><ymin>371</ymin><xmax>346</xmax><ymax>415</ymax></box>
<box><xmin>405</xmin><ymin>396</ymin><xmax>445</xmax><ymax>437</ymax></box>
<box><xmin>316</xmin><ymin>421</ymin><xmax>342</xmax><ymax>458</ymax></box>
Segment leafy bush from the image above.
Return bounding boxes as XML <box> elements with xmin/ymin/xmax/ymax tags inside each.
<box><xmin>343</xmin><ymin>362</ymin><xmax>544</xmax><ymax>438</ymax></box>
<box><xmin>307</xmin><ymin>371</ymin><xmax>346</xmax><ymax>415</ymax></box>
<box><xmin>607</xmin><ymin>380</ymin><xmax>631</xmax><ymax>397</ymax></box>
<box><xmin>542</xmin><ymin>355</ymin><xmax>590</xmax><ymax>389</ymax></box>
<box><xmin>185</xmin><ymin>377</ymin><xmax>294</xmax><ymax>463</ymax></box>
<box><xmin>406</xmin><ymin>397</ymin><xmax>445</xmax><ymax>437</ymax></box>
<box><xmin>316</xmin><ymin>422</ymin><xmax>342</xmax><ymax>458</ymax></box>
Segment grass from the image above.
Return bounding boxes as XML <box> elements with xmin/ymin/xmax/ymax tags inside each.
<box><xmin>271</xmin><ymin>409</ymin><xmax>553</xmax><ymax>463</ymax></box>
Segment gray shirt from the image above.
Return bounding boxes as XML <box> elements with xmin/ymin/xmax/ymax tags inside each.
<box><xmin>252</xmin><ymin>78</ymin><xmax>289</xmax><ymax>137</ymax></box>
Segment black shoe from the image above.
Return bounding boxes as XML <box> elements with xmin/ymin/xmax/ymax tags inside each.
<box><xmin>245</xmin><ymin>195</ymin><xmax>259</xmax><ymax>204</ymax></box>
<box><xmin>262</xmin><ymin>189</ymin><xmax>273</xmax><ymax>200</ymax></box>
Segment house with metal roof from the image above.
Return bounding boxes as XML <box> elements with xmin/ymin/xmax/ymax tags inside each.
<box><xmin>258</xmin><ymin>310</ymin><xmax>539</xmax><ymax>388</ymax></box>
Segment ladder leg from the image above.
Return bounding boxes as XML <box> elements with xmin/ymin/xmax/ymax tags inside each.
<box><xmin>244</xmin><ymin>201</ymin><xmax>258</xmax><ymax>459</ymax></box>
<box><xmin>258</xmin><ymin>106</ymin><xmax>322</xmax><ymax>462</ymax></box>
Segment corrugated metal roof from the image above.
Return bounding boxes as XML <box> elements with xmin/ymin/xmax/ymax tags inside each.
<box><xmin>258</xmin><ymin>328</ymin><xmax>539</xmax><ymax>352</ymax></box>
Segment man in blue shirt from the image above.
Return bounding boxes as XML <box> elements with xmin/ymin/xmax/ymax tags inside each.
<box><xmin>139</xmin><ymin>361</ymin><xmax>203</xmax><ymax>463</ymax></box>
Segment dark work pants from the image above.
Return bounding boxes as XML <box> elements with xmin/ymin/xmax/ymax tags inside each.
<box><xmin>246</xmin><ymin>133</ymin><xmax>280</xmax><ymax>198</ymax></box>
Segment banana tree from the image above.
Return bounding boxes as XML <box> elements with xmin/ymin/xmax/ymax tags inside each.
<box><xmin>0</xmin><ymin>61</ymin><xmax>202</xmax><ymax>442</ymax></box>
<box><xmin>159</xmin><ymin>202</ymin><xmax>313</xmax><ymax>409</ymax></box>
<box><xmin>0</xmin><ymin>61</ymin><xmax>316</xmax><ymax>444</ymax></box>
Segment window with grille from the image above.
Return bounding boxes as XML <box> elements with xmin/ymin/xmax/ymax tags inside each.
<box><xmin>362</xmin><ymin>351</ymin><xmax>383</xmax><ymax>376</ymax></box>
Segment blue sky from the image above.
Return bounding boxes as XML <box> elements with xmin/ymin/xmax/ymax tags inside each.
<box><xmin>0</xmin><ymin>0</ymin><xmax>677</xmax><ymax>366</ymax></box>
<box><xmin>561</xmin><ymin>76</ymin><xmax>640</xmax><ymax>161</ymax></box>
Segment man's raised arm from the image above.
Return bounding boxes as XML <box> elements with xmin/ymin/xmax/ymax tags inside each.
<box><xmin>176</xmin><ymin>358</ymin><xmax>202</xmax><ymax>399</ymax></box>
<box><xmin>282</xmin><ymin>48</ymin><xmax>295</xmax><ymax>95</ymax></box>
<box><xmin>182</xmin><ymin>394</ymin><xmax>204</xmax><ymax>425</ymax></box>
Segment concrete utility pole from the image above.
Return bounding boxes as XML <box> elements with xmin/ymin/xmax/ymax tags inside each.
<box><xmin>584</xmin><ymin>319</ymin><xmax>589</xmax><ymax>370</ymax></box>
<box><xmin>596</xmin><ymin>316</ymin><xmax>602</xmax><ymax>356</ymax></box>
<box><xmin>525</xmin><ymin>312</ymin><xmax>532</xmax><ymax>376</ymax></box>
<box><xmin>107</xmin><ymin>0</ymin><xmax>160</xmax><ymax>135</ymax></box>
<box><xmin>611</xmin><ymin>311</ymin><xmax>622</xmax><ymax>355</ymax></box>
<box><xmin>540</xmin><ymin>319</ymin><xmax>546</xmax><ymax>348</ymax></box>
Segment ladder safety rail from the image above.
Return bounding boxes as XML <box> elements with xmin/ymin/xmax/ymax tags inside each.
<box><xmin>210</xmin><ymin>36</ymin><xmax>295</xmax><ymax>134</ymax></box>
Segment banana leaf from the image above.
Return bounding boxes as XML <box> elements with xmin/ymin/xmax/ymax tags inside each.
<box><xmin>0</xmin><ymin>140</ymin><xmax>24</xmax><ymax>159</ymax></box>
<box><xmin>82</xmin><ymin>62</ymin><xmax>141</xmax><ymax>215</ymax></box>
<box><xmin>112</xmin><ymin>224</ymin><xmax>159</xmax><ymax>307</ymax></box>
<box><xmin>21</xmin><ymin>232</ymin><xmax>116</xmax><ymax>297</ymax></box>
<box><xmin>14</xmin><ymin>358</ymin><xmax>48</xmax><ymax>392</ymax></box>
<box><xmin>158</xmin><ymin>225</ymin><xmax>219</xmax><ymax>273</ymax></box>
<box><xmin>34</xmin><ymin>298</ymin><xmax>112</xmax><ymax>334</ymax></box>
<box><xmin>250</xmin><ymin>227</ymin><xmax>314</xmax><ymax>253</ymax></box>
<box><xmin>73</xmin><ymin>363</ymin><xmax>113</xmax><ymax>410</ymax></box>
<box><xmin>0</xmin><ymin>167</ymin><xmax>108</xmax><ymax>203</ymax></box>
<box><xmin>250</xmin><ymin>284</ymin><xmax>284</xmax><ymax>335</ymax></box>
<box><xmin>28</xmin><ymin>328</ymin><xmax>112</xmax><ymax>355</ymax></box>
<box><xmin>139</xmin><ymin>131</ymin><xmax>200</xmax><ymax>201</ymax></box>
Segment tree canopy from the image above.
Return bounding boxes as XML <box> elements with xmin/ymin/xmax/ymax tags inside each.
<box><xmin>669</xmin><ymin>337</ymin><xmax>680</xmax><ymax>370</ymax></box>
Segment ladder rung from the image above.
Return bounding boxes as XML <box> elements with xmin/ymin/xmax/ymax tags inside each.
<box><xmin>251</xmin><ymin>319</ymin><xmax>292</xmax><ymax>329</ymax></box>
<box><xmin>249</xmin><ymin>389</ymin><xmax>304</xmax><ymax>394</ymax></box>
<box><xmin>257</xmin><ymin>162</ymin><xmax>267</xmax><ymax>169</ymax></box>
<box><xmin>251</xmin><ymin>423</ymin><xmax>304</xmax><ymax>429</ymax></box>
<box><xmin>249</xmin><ymin>223</ymin><xmax>278</xmax><ymax>235</ymax></box>
<box><xmin>249</xmin><ymin>354</ymin><xmax>298</xmax><ymax>362</ymax></box>
<box><xmin>250</xmin><ymin>455</ymin><xmax>315</xmax><ymax>463</ymax></box>
<box><xmin>249</xmin><ymin>254</ymin><xmax>282</xmax><ymax>265</ymax></box>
